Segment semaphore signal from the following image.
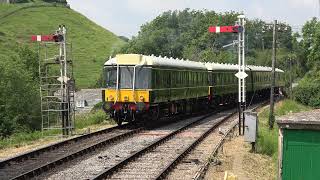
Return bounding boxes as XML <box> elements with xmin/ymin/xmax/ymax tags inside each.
<box><xmin>208</xmin><ymin>25</ymin><xmax>243</xmax><ymax>33</ymax></box>
<box><xmin>208</xmin><ymin>15</ymin><xmax>246</xmax><ymax>135</ymax></box>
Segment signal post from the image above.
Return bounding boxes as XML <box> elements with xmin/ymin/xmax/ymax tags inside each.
<box><xmin>208</xmin><ymin>15</ymin><xmax>247</xmax><ymax>135</ymax></box>
<box><xmin>31</xmin><ymin>25</ymin><xmax>75</xmax><ymax>136</ymax></box>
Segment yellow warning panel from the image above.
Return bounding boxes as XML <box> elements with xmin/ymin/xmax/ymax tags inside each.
<box><xmin>105</xmin><ymin>89</ymin><xmax>149</xmax><ymax>103</ymax></box>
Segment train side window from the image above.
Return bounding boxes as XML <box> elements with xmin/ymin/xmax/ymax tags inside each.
<box><xmin>167</xmin><ymin>70</ymin><xmax>171</xmax><ymax>88</ymax></box>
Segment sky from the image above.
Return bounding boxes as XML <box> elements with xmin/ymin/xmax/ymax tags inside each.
<box><xmin>67</xmin><ymin>0</ymin><xmax>319</xmax><ymax>38</ymax></box>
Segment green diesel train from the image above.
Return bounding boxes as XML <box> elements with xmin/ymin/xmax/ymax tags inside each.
<box><xmin>102</xmin><ymin>54</ymin><xmax>284</xmax><ymax>125</ymax></box>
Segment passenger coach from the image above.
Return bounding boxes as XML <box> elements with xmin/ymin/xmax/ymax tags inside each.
<box><xmin>102</xmin><ymin>54</ymin><xmax>284</xmax><ymax>125</ymax></box>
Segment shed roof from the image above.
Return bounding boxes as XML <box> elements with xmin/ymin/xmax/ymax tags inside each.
<box><xmin>277</xmin><ymin>109</ymin><xmax>320</xmax><ymax>130</ymax></box>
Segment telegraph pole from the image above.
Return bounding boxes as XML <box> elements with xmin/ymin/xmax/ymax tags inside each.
<box><xmin>289</xmin><ymin>56</ymin><xmax>293</xmax><ymax>99</ymax></box>
<box><xmin>269</xmin><ymin>20</ymin><xmax>277</xmax><ymax>129</ymax></box>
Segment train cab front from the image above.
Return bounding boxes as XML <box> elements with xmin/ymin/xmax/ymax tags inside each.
<box><xmin>101</xmin><ymin>54</ymin><xmax>151</xmax><ymax>126</ymax></box>
<box><xmin>102</xmin><ymin>89</ymin><xmax>150</xmax><ymax>125</ymax></box>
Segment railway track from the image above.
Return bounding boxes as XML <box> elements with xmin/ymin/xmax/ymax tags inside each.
<box><xmin>90</xmin><ymin>109</ymin><xmax>237</xmax><ymax>180</ymax></box>
<box><xmin>1</xmin><ymin>103</ymin><xmax>264</xmax><ymax>180</ymax></box>
<box><xmin>0</xmin><ymin>123</ymin><xmax>141</xmax><ymax>180</ymax></box>
<box><xmin>163</xmin><ymin>104</ymin><xmax>263</xmax><ymax>180</ymax></box>
<box><xmin>40</xmin><ymin>114</ymin><xmax>208</xmax><ymax>179</ymax></box>
<box><xmin>0</xmin><ymin>108</ymin><xmax>207</xmax><ymax>180</ymax></box>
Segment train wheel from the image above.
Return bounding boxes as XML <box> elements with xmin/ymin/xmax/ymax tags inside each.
<box><xmin>116</xmin><ymin>117</ymin><xmax>123</xmax><ymax>126</ymax></box>
<box><xmin>149</xmin><ymin>106</ymin><xmax>160</xmax><ymax>121</ymax></box>
<box><xmin>114</xmin><ymin>111</ymin><xmax>122</xmax><ymax>126</ymax></box>
<box><xmin>129</xmin><ymin>110</ymin><xmax>136</xmax><ymax>122</ymax></box>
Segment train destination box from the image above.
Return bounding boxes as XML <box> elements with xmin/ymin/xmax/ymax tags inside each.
<box><xmin>277</xmin><ymin>109</ymin><xmax>320</xmax><ymax>180</ymax></box>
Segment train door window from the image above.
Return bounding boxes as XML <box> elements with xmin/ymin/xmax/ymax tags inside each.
<box><xmin>196</xmin><ymin>72</ymin><xmax>199</xmax><ymax>86</ymax></box>
<box><xmin>225</xmin><ymin>73</ymin><xmax>228</xmax><ymax>84</ymax></box>
<box><xmin>201</xmin><ymin>72</ymin><xmax>204</xmax><ymax>85</ymax></box>
<box><xmin>208</xmin><ymin>72</ymin><xmax>212</xmax><ymax>85</ymax></box>
<box><xmin>156</xmin><ymin>70</ymin><xmax>160</xmax><ymax>88</ymax></box>
<box><xmin>168</xmin><ymin>70</ymin><xmax>172</xmax><ymax>88</ymax></box>
<box><xmin>178</xmin><ymin>71</ymin><xmax>180</xmax><ymax>87</ymax></box>
<box><xmin>151</xmin><ymin>70</ymin><xmax>156</xmax><ymax>88</ymax></box>
<box><xmin>223</xmin><ymin>73</ymin><xmax>226</xmax><ymax>85</ymax></box>
<box><xmin>186</xmin><ymin>71</ymin><xmax>188</xmax><ymax>86</ymax></box>
<box><xmin>172</xmin><ymin>71</ymin><xmax>176</xmax><ymax>88</ymax></box>
<box><xmin>227</xmin><ymin>73</ymin><xmax>229</xmax><ymax>84</ymax></box>
<box><xmin>184</xmin><ymin>71</ymin><xmax>187</xmax><ymax>87</ymax></box>
<box><xmin>189</xmin><ymin>71</ymin><xmax>192</xmax><ymax>86</ymax></box>
<box><xmin>193</xmin><ymin>72</ymin><xmax>195</xmax><ymax>85</ymax></box>
<box><xmin>176</xmin><ymin>71</ymin><xmax>178</xmax><ymax>87</ymax></box>
<box><xmin>197</xmin><ymin>72</ymin><xmax>199</xmax><ymax>86</ymax></box>
<box><xmin>265</xmin><ymin>73</ymin><xmax>267</xmax><ymax>81</ymax></box>
<box><xmin>215</xmin><ymin>73</ymin><xmax>218</xmax><ymax>85</ymax></box>
<box><xmin>255</xmin><ymin>73</ymin><xmax>258</xmax><ymax>83</ymax></box>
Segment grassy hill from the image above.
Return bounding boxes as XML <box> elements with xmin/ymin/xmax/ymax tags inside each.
<box><xmin>0</xmin><ymin>2</ymin><xmax>124</xmax><ymax>88</ymax></box>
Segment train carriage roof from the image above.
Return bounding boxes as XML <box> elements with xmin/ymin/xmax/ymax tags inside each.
<box><xmin>104</xmin><ymin>54</ymin><xmax>284</xmax><ymax>73</ymax></box>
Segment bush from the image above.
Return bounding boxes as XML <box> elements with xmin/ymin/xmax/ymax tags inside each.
<box><xmin>293</xmin><ymin>71</ymin><xmax>320</xmax><ymax>108</ymax></box>
<box><xmin>257</xmin><ymin>99</ymin><xmax>311</xmax><ymax>159</ymax></box>
<box><xmin>0</xmin><ymin>46</ymin><xmax>41</xmax><ymax>138</ymax></box>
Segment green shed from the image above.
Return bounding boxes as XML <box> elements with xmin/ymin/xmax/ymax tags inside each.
<box><xmin>277</xmin><ymin>109</ymin><xmax>320</xmax><ymax>180</ymax></box>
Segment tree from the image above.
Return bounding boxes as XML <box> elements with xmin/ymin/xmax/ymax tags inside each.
<box><xmin>293</xmin><ymin>18</ymin><xmax>320</xmax><ymax>107</ymax></box>
<box><xmin>0</xmin><ymin>46</ymin><xmax>41</xmax><ymax>138</ymax></box>
<box><xmin>118</xmin><ymin>9</ymin><xmax>294</xmax><ymax>66</ymax></box>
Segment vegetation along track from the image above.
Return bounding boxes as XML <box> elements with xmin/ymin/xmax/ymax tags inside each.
<box><xmin>0</xmin><ymin>123</ymin><xmax>141</xmax><ymax>180</ymax></box>
<box><xmin>90</xmin><ymin>109</ymin><xmax>237</xmax><ymax>180</ymax></box>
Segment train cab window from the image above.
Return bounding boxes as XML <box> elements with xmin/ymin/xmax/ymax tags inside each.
<box><xmin>104</xmin><ymin>66</ymin><xmax>151</xmax><ymax>89</ymax></box>
<box><xmin>104</xmin><ymin>66</ymin><xmax>117</xmax><ymax>88</ymax></box>
<box><xmin>119</xmin><ymin>66</ymin><xmax>133</xmax><ymax>89</ymax></box>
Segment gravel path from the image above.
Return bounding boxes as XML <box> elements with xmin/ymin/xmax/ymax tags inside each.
<box><xmin>42</xmin><ymin>116</ymin><xmax>202</xmax><ymax>180</ymax></box>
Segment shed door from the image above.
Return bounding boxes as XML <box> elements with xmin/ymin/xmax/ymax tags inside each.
<box><xmin>282</xmin><ymin>129</ymin><xmax>320</xmax><ymax>180</ymax></box>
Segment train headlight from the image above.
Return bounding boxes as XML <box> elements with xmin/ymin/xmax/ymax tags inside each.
<box><xmin>139</xmin><ymin>96</ymin><xmax>144</xmax><ymax>102</ymax></box>
<box><xmin>108</xmin><ymin>95</ymin><xmax>114</xmax><ymax>101</ymax></box>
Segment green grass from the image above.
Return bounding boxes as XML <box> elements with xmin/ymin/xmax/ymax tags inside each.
<box><xmin>0</xmin><ymin>110</ymin><xmax>114</xmax><ymax>150</ymax></box>
<box><xmin>75</xmin><ymin>110</ymin><xmax>111</xmax><ymax>130</ymax></box>
<box><xmin>257</xmin><ymin>99</ymin><xmax>312</xmax><ymax>160</ymax></box>
<box><xmin>0</xmin><ymin>3</ymin><xmax>125</xmax><ymax>88</ymax></box>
